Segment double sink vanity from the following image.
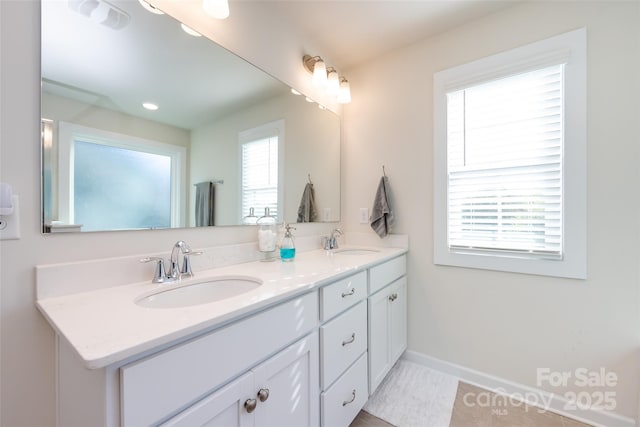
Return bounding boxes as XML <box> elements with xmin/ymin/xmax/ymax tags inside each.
<box><xmin>36</xmin><ymin>240</ymin><xmax>408</xmax><ymax>427</ymax></box>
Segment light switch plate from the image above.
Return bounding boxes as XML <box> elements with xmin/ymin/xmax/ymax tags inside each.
<box><xmin>359</xmin><ymin>208</ymin><xmax>369</xmax><ymax>224</ymax></box>
<box><xmin>0</xmin><ymin>195</ymin><xmax>21</xmax><ymax>240</ymax></box>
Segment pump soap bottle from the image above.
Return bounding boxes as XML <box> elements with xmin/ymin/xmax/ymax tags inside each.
<box><xmin>280</xmin><ymin>224</ymin><xmax>296</xmax><ymax>262</ymax></box>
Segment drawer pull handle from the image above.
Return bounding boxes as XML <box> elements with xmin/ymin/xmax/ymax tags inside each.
<box><xmin>244</xmin><ymin>398</ymin><xmax>257</xmax><ymax>413</ymax></box>
<box><xmin>342</xmin><ymin>389</ymin><xmax>356</xmax><ymax>406</ymax></box>
<box><xmin>341</xmin><ymin>288</ymin><xmax>355</xmax><ymax>298</ymax></box>
<box><xmin>389</xmin><ymin>293</ymin><xmax>398</xmax><ymax>302</ymax></box>
<box><xmin>257</xmin><ymin>388</ymin><xmax>270</xmax><ymax>402</ymax></box>
<box><xmin>342</xmin><ymin>333</ymin><xmax>356</xmax><ymax>346</ymax></box>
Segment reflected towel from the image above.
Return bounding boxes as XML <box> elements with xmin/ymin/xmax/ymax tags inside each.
<box><xmin>195</xmin><ymin>181</ymin><xmax>215</xmax><ymax>227</ymax></box>
<box><xmin>370</xmin><ymin>176</ymin><xmax>395</xmax><ymax>238</ymax></box>
<box><xmin>297</xmin><ymin>183</ymin><xmax>318</xmax><ymax>222</ymax></box>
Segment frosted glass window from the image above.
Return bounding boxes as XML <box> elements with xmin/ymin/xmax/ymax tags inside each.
<box><xmin>74</xmin><ymin>140</ymin><xmax>171</xmax><ymax>231</ymax></box>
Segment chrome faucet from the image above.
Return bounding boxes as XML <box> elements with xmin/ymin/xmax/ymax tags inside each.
<box><xmin>323</xmin><ymin>228</ymin><xmax>343</xmax><ymax>250</ymax></box>
<box><xmin>168</xmin><ymin>240</ymin><xmax>190</xmax><ymax>280</ymax></box>
<box><xmin>140</xmin><ymin>240</ymin><xmax>202</xmax><ymax>284</ymax></box>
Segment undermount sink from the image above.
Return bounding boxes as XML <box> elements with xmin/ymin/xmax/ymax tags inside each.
<box><xmin>135</xmin><ymin>276</ymin><xmax>263</xmax><ymax>309</ymax></box>
<box><xmin>333</xmin><ymin>248</ymin><xmax>381</xmax><ymax>255</ymax></box>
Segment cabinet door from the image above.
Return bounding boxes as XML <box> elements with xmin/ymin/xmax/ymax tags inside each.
<box><xmin>253</xmin><ymin>332</ymin><xmax>319</xmax><ymax>427</ymax></box>
<box><xmin>389</xmin><ymin>277</ymin><xmax>407</xmax><ymax>364</ymax></box>
<box><xmin>161</xmin><ymin>372</ymin><xmax>254</xmax><ymax>427</ymax></box>
<box><xmin>367</xmin><ymin>287</ymin><xmax>391</xmax><ymax>395</ymax></box>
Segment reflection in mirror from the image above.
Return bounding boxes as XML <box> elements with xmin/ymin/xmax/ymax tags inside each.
<box><xmin>40</xmin><ymin>0</ymin><xmax>340</xmax><ymax>233</ymax></box>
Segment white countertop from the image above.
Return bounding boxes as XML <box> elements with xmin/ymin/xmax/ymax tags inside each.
<box><xmin>36</xmin><ymin>246</ymin><xmax>407</xmax><ymax>369</ymax></box>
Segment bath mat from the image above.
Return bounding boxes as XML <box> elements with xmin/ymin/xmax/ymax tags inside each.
<box><xmin>363</xmin><ymin>359</ymin><xmax>459</xmax><ymax>427</ymax></box>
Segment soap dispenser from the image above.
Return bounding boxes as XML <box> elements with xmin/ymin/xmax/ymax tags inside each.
<box><xmin>280</xmin><ymin>223</ymin><xmax>296</xmax><ymax>262</ymax></box>
<box><xmin>257</xmin><ymin>207</ymin><xmax>277</xmax><ymax>262</ymax></box>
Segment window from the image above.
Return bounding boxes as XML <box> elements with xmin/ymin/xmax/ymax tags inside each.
<box><xmin>433</xmin><ymin>28</ymin><xmax>586</xmax><ymax>279</ymax></box>
<box><xmin>57</xmin><ymin>122</ymin><xmax>186</xmax><ymax>231</ymax></box>
<box><xmin>239</xmin><ymin>120</ymin><xmax>284</xmax><ymax>222</ymax></box>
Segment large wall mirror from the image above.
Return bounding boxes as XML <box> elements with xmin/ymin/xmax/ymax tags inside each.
<box><xmin>41</xmin><ymin>0</ymin><xmax>340</xmax><ymax>233</ymax></box>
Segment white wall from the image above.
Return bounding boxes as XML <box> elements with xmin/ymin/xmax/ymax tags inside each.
<box><xmin>0</xmin><ymin>2</ymin><xmax>336</xmax><ymax>426</ymax></box>
<box><xmin>343</xmin><ymin>0</ymin><xmax>640</xmax><ymax>420</ymax></box>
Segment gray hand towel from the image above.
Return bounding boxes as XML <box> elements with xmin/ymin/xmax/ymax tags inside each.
<box><xmin>297</xmin><ymin>183</ymin><xmax>319</xmax><ymax>222</ymax></box>
<box><xmin>195</xmin><ymin>181</ymin><xmax>215</xmax><ymax>226</ymax></box>
<box><xmin>370</xmin><ymin>176</ymin><xmax>395</xmax><ymax>238</ymax></box>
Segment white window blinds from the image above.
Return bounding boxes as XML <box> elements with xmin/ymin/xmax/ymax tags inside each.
<box><xmin>241</xmin><ymin>136</ymin><xmax>279</xmax><ymax>219</ymax></box>
<box><xmin>446</xmin><ymin>64</ymin><xmax>564</xmax><ymax>257</ymax></box>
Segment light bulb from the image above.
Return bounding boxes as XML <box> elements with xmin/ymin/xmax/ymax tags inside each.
<box><xmin>312</xmin><ymin>59</ymin><xmax>327</xmax><ymax>87</ymax></box>
<box><xmin>202</xmin><ymin>0</ymin><xmax>229</xmax><ymax>19</ymax></box>
<box><xmin>338</xmin><ymin>79</ymin><xmax>351</xmax><ymax>104</ymax></box>
<box><xmin>327</xmin><ymin>69</ymin><xmax>339</xmax><ymax>96</ymax></box>
<box><xmin>181</xmin><ymin>23</ymin><xmax>202</xmax><ymax>37</ymax></box>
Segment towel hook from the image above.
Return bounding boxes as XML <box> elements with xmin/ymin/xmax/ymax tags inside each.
<box><xmin>382</xmin><ymin>165</ymin><xmax>387</xmax><ymax>177</ymax></box>
<box><xmin>308</xmin><ymin>174</ymin><xmax>313</xmax><ymax>184</ymax></box>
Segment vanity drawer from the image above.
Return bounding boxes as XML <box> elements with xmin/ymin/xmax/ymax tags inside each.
<box><xmin>120</xmin><ymin>291</ymin><xmax>318</xmax><ymax>427</ymax></box>
<box><xmin>320</xmin><ymin>300</ymin><xmax>367</xmax><ymax>389</ymax></box>
<box><xmin>320</xmin><ymin>270</ymin><xmax>367</xmax><ymax>321</ymax></box>
<box><xmin>321</xmin><ymin>352</ymin><xmax>368</xmax><ymax>427</ymax></box>
<box><xmin>369</xmin><ymin>255</ymin><xmax>406</xmax><ymax>295</ymax></box>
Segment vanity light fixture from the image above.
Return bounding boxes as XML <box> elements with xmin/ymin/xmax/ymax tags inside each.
<box><xmin>142</xmin><ymin>102</ymin><xmax>159</xmax><ymax>111</ymax></box>
<box><xmin>326</xmin><ymin>67</ymin><xmax>340</xmax><ymax>96</ymax></box>
<box><xmin>202</xmin><ymin>0</ymin><xmax>230</xmax><ymax>19</ymax></box>
<box><xmin>338</xmin><ymin>77</ymin><xmax>352</xmax><ymax>104</ymax></box>
<box><xmin>68</xmin><ymin>0</ymin><xmax>130</xmax><ymax>30</ymax></box>
<box><xmin>302</xmin><ymin>54</ymin><xmax>351</xmax><ymax>104</ymax></box>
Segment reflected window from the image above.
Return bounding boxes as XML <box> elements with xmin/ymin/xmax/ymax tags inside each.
<box><xmin>55</xmin><ymin>122</ymin><xmax>186</xmax><ymax>231</ymax></box>
<box><xmin>239</xmin><ymin>120</ymin><xmax>284</xmax><ymax>222</ymax></box>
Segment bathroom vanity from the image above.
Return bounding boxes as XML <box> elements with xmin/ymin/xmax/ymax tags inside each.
<box><xmin>36</xmin><ymin>245</ymin><xmax>407</xmax><ymax>427</ymax></box>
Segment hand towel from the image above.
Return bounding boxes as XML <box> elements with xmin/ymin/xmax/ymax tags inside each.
<box><xmin>195</xmin><ymin>181</ymin><xmax>215</xmax><ymax>226</ymax></box>
<box><xmin>370</xmin><ymin>176</ymin><xmax>395</xmax><ymax>238</ymax></box>
<box><xmin>297</xmin><ymin>183</ymin><xmax>318</xmax><ymax>222</ymax></box>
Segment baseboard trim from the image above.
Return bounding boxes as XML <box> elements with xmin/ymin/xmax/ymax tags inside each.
<box><xmin>402</xmin><ymin>350</ymin><xmax>636</xmax><ymax>427</ymax></box>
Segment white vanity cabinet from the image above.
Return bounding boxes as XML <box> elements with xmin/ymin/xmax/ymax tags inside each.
<box><xmin>367</xmin><ymin>256</ymin><xmax>407</xmax><ymax>395</ymax></box>
<box><xmin>318</xmin><ymin>272</ymin><xmax>369</xmax><ymax>427</ymax></box>
<box><xmin>161</xmin><ymin>332</ymin><xmax>319</xmax><ymax>427</ymax></box>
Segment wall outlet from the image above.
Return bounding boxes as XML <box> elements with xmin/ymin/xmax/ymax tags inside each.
<box><xmin>0</xmin><ymin>195</ymin><xmax>21</xmax><ymax>240</ymax></box>
<box><xmin>359</xmin><ymin>208</ymin><xmax>369</xmax><ymax>224</ymax></box>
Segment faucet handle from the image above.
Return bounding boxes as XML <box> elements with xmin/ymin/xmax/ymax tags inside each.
<box><xmin>140</xmin><ymin>257</ymin><xmax>168</xmax><ymax>283</ymax></box>
<box><xmin>181</xmin><ymin>251</ymin><xmax>203</xmax><ymax>278</ymax></box>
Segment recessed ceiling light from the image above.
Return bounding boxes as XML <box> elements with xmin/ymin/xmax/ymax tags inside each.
<box><xmin>181</xmin><ymin>23</ymin><xmax>202</xmax><ymax>37</ymax></box>
<box><xmin>291</xmin><ymin>88</ymin><xmax>301</xmax><ymax>95</ymax></box>
<box><xmin>143</xmin><ymin>102</ymin><xmax>159</xmax><ymax>111</ymax></box>
<box><xmin>305</xmin><ymin>97</ymin><xmax>314</xmax><ymax>103</ymax></box>
<box><xmin>138</xmin><ymin>0</ymin><xmax>164</xmax><ymax>15</ymax></box>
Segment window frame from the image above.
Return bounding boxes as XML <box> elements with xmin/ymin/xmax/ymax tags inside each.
<box><xmin>433</xmin><ymin>28</ymin><xmax>587</xmax><ymax>279</ymax></box>
<box><xmin>237</xmin><ymin>119</ymin><xmax>285</xmax><ymax>223</ymax></box>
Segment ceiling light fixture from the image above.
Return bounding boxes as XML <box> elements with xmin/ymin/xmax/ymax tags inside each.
<box><xmin>302</xmin><ymin>54</ymin><xmax>351</xmax><ymax>104</ymax></box>
<box><xmin>202</xmin><ymin>0</ymin><xmax>230</xmax><ymax>19</ymax></box>
<box><xmin>138</xmin><ymin>0</ymin><xmax>164</xmax><ymax>15</ymax></box>
<box><xmin>181</xmin><ymin>23</ymin><xmax>202</xmax><ymax>37</ymax></box>
<box><xmin>291</xmin><ymin>88</ymin><xmax>302</xmax><ymax>95</ymax></box>
<box><xmin>142</xmin><ymin>102</ymin><xmax>159</xmax><ymax>111</ymax></box>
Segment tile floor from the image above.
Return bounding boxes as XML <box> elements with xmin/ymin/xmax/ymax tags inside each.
<box><xmin>350</xmin><ymin>382</ymin><xmax>593</xmax><ymax>427</ymax></box>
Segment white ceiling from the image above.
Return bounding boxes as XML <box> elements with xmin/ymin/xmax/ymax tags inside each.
<box><xmin>270</xmin><ymin>0</ymin><xmax>519</xmax><ymax>70</ymax></box>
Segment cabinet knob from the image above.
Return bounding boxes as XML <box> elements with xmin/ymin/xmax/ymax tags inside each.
<box><xmin>244</xmin><ymin>398</ymin><xmax>257</xmax><ymax>413</ymax></box>
<box><xmin>388</xmin><ymin>293</ymin><xmax>398</xmax><ymax>302</ymax></box>
<box><xmin>342</xmin><ymin>333</ymin><xmax>356</xmax><ymax>346</ymax></box>
<box><xmin>341</xmin><ymin>288</ymin><xmax>355</xmax><ymax>298</ymax></box>
<box><xmin>257</xmin><ymin>388</ymin><xmax>270</xmax><ymax>402</ymax></box>
<box><xmin>342</xmin><ymin>389</ymin><xmax>356</xmax><ymax>406</ymax></box>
